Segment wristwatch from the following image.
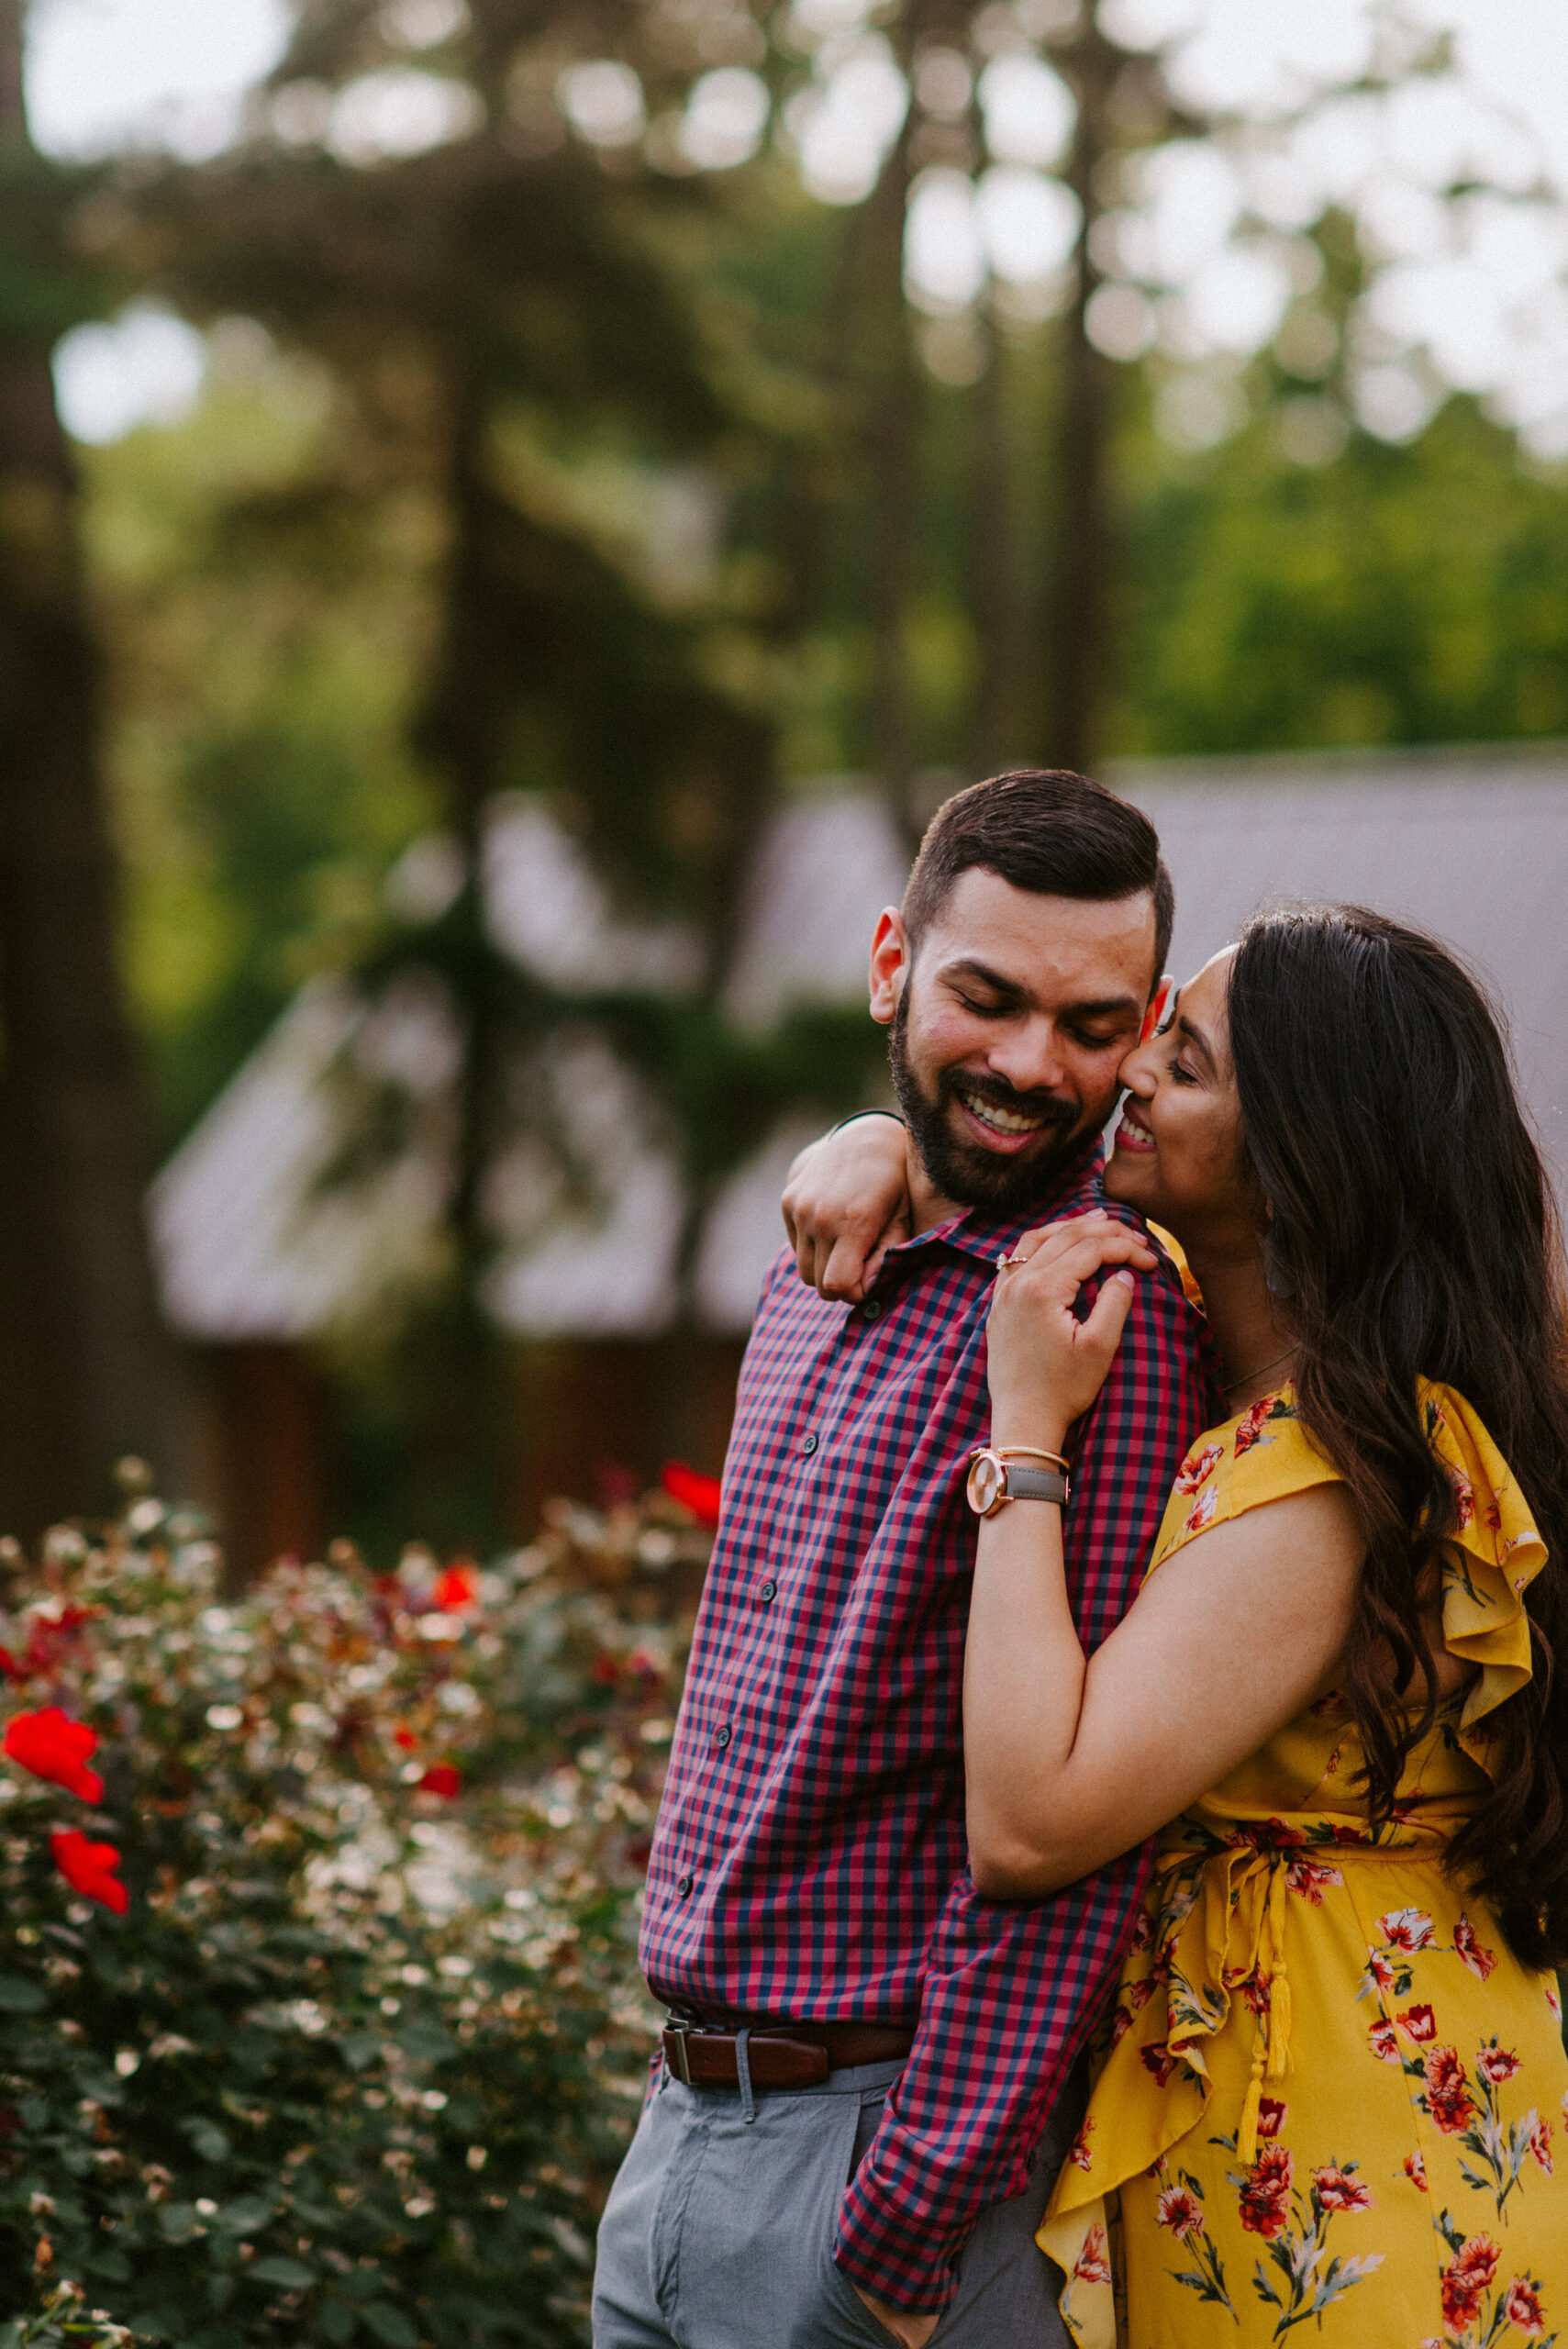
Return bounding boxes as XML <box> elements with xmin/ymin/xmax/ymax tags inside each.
<box><xmin>966</xmin><ymin>1447</ymin><xmax>1070</xmax><ymax>1516</ymax></box>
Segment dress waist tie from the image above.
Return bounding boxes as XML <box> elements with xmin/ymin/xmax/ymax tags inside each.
<box><xmin>1239</xmin><ymin>1857</ymin><xmax>1292</xmax><ymax>2164</ymax></box>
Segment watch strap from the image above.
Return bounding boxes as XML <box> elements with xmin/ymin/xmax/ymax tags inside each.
<box><xmin>1005</xmin><ymin>1464</ymin><xmax>1069</xmax><ymax>1506</ymax></box>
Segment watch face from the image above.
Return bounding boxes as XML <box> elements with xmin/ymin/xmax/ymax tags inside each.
<box><xmin>967</xmin><ymin>1453</ymin><xmax>1004</xmax><ymax>1515</ymax></box>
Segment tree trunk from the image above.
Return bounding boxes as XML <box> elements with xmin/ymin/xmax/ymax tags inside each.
<box><xmin>0</xmin><ymin>0</ymin><xmax>185</xmax><ymax>1532</ymax></box>
<box><xmin>860</xmin><ymin>106</ymin><xmax>922</xmax><ymax>831</ymax></box>
<box><xmin>1045</xmin><ymin>22</ymin><xmax>1119</xmax><ymax>775</ymax></box>
<box><xmin>966</xmin><ymin>311</ymin><xmax>1022</xmax><ymax>774</ymax></box>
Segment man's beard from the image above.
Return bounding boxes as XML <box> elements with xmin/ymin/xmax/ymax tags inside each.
<box><xmin>887</xmin><ymin>988</ymin><xmax>1095</xmax><ymax>1217</ymax></box>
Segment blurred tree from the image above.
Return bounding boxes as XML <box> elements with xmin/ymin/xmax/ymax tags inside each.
<box><xmin>0</xmin><ymin>0</ymin><xmax>184</xmax><ymax>1534</ymax></box>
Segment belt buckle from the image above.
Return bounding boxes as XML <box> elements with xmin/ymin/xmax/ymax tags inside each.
<box><xmin>665</xmin><ymin>2018</ymin><xmax>695</xmax><ymax>2087</ymax></box>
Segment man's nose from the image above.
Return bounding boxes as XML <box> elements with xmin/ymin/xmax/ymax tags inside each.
<box><xmin>986</xmin><ymin>1020</ymin><xmax>1068</xmax><ymax>1097</ymax></box>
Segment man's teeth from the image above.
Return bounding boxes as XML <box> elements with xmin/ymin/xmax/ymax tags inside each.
<box><xmin>956</xmin><ymin>1088</ymin><xmax>1047</xmax><ymax>1136</ymax></box>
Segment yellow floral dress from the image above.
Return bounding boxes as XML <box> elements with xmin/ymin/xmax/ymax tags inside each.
<box><xmin>1039</xmin><ymin>1383</ymin><xmax>1568</xmax><ymax>2348</ymax></box>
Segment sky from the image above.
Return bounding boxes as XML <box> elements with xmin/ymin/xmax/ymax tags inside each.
<box><xmin>31</xmin><ymin>0</ymin><xmax>1568</xmax><ymax>460</ymax></box>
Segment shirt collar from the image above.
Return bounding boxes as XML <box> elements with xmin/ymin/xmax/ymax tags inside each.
<box><xmin>879</xmin><ymin>1135</ymin><xmax>1107</xmax><ymax>1276</ymax></box>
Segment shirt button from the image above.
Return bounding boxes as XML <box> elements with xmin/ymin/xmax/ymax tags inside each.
<box><xmin>676</xmin><ymin>1872</ymin><xmax>694</xmax><ymax>1898</ymax></box>
<box><xmin>758</xmin><ymin>1578</ymin><xmax>777</xmax><ymax>1602</ymax></box>
<box><xmin>714</xmin><ymin>1724</ymin><xmax>732</xmax><ymax>1750</ymax></box>
<box><xmin>800</xmin><ymin>1432</ymin><xmax>818</xmax><ymax>1456</ymax></box>
<box><xmin>861</xmin><ymin>1299</ymin><xmax>883</xmax><ymax>1324</ymax></box>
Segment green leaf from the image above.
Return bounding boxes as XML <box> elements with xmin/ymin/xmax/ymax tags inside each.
<box><xmin>180</xmin><ymin>2117</ymin><xmax>232</xmax><ymax>2163</ymax></box>
<box><xmin>358</xmin><ymin>2305</ymin><xmax>419</xmax><ymax>2347</ymax></box>
<box><xmin>319</xmin><ymin>2306</ymin><xmax>356</xmax><ymax>2345</ymax></box>
<box><xmin>0</xmin><ymin>1977</ymin><xmax>47</xmax><ymax>2013</ymax></box>
<box><xmin>250</xmin><ymin>2254</ymin><xmax>317</xmax><ymax>2288</ymax></box>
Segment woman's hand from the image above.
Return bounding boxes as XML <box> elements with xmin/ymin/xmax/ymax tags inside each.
<box><xmin>985</xmin><ymin>1212</ymin><xmax>1157</xmax><ymax>1448</ymax></box>
<box><xmin>781</xmin><ymin>1115</ymin><xmax>911</xmax><ymax>1301</ymax></box>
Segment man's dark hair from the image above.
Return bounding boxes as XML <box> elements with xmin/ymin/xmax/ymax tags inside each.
<box><xmin>903</xmin><ymin>768</ymin><xmax>1174</xmax><ymax>985</ymax></box>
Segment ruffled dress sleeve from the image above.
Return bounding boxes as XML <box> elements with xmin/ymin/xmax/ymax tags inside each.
<box><xmin>1418</xmin><ymin>1379</ymin><xmax>1547</xmax><ymax>1772</ymax></box>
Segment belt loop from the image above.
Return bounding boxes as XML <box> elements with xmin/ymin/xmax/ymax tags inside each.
<box><xmin>734</xmin><ymin>2027</ymin><xmax>756</xmax><ymax>2124</ymax></box>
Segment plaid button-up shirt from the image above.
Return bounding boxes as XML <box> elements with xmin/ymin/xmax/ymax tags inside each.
<box><xmin>640</xmin><ymin>1141</ymin><xmax>1221</xmax><ymax>2311</ymax></box>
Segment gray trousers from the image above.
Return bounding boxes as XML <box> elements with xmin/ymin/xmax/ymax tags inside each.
<box><xmin>591</xmin><ymin>2053</ymin><xmax>1084</xmax><ymax>2349</ymax></box>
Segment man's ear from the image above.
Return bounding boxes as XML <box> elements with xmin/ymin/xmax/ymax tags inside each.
<box><xmin>869</xmin><ymin>908</ymin><xmax>910</xmax><ymax>1029</ymax></box>
<box><xmin>1139</xmin><ymin>974</ymin><xmax>1174</xmax><ymax>1044</ymax></box>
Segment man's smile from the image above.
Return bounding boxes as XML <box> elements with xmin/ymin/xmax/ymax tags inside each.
<box><xmin>951</xmin><ymin>1081</ymin><xmax>1066</xmax><ymax>1154</ymax></box>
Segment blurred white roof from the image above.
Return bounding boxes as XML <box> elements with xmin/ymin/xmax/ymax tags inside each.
<box><xmin>151</xmin><ymin>745</ymin><xmax>1568</xmax><ymax>1345</ymax></box>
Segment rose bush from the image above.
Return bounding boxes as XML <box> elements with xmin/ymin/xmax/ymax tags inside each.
<box><xmin>0</xmin><ymin>1464</ymin><xmax>706</xmax><ymax>2346</ymax></box>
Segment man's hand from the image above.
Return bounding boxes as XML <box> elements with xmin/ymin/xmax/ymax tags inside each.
<box><xmin>851</xmin><ymin>2284</ymin><xmax>940</xmax><ymax>2348</ymax></box>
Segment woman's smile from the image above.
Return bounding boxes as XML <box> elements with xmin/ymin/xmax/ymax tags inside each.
<box><xmin>1112</xmin><ymin>1097</ymin><xmax>1156</xmax><ymax>1156</ymax></box>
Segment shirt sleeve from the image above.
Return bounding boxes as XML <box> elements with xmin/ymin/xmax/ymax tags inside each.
<box><xmin>833</xmin><ymin>1249</ymin><xmax>1217</xmax><ymax>2312</ymax></box>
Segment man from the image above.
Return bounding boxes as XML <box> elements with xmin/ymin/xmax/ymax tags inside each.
<box><xmin>592</xmin><ymin>771</ymin><xmax>1221</xmax><ymax>2348</ymax></box>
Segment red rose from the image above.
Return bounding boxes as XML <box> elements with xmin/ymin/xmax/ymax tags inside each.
<box><xmin>50</xmin><ymin>1828</ymin><xmax>128</xmax><ymax>1915</ymax></box>
<box><xmin>1238</xmin><ymin>2145</ymin><xmax>1293</xmax><ymax>2239</ymax></box>
<box><xmin>1155</xmin><ymin>2185</ymin><xmax>1205</xmax><ymax>2242</ymax></box>
<box><xmin>417</xmin><ymin>1764</ymin><xmax>462</xmax><ymax>1799</ymax></box>
<box><xmin>1505</xmin><ymin>2277</ymin><xmax>1548</xmax><ymax>2337</ymax></box>
<box><xmin>394</xmin><ymin>1726</ymin><xmax>418</xmax><ymax>1752</ymax></box>
<box><xmin>660</xmin><ymin>1462</ymin><xmax>722</xmax><ymax>1530</ymax></box>
<box><xmin>1440</xmin><ymin>2236</ymin><xmax>1500</xmax><ymax>2331</ymax></box>
<box><xmin>433</xmin><ymin>1564</ymin><xmax>478</xmax><ymax>1612</ymax></box>
<box><xmin>1424</xmin><ymin>2045</ymin><xmax>1476</xmax><ymax>2134</ymax></box>
<box><xmin>3</xmin><ymin>1709</ymin><xmax>103</xmax><ymax>1804</ymax></box>
<box><xmin>1312</xmin><ymin>2164</ymin><xmax>1373</xmax><ymax>2213</ymax></box>
<box><xmin>1396</xmin><ymin>2002</ymin><xmax>1437</xmax><ymax>2043</ymax></box>
<box><xmin>1477</xmin><ymin>2042</ymin><xmax>1520</xmax><ymax>2087</ymax></box>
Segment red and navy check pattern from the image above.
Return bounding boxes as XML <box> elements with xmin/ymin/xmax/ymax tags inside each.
<box><xmin>640</xmin><ymin>1141</ymin><xmax>1222</xmax><ymax>2312</ymax></box>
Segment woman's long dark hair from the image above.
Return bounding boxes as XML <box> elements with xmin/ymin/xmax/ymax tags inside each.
<box><xmin>1229</xmin><ymin>905</ymin><xmax>1568</xmax><ymax>1967</ymax></box>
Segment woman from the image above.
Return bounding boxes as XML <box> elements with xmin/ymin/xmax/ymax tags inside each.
<box><xmin>794</xmin><ymin>906</ymin><xmax>1568</xmax><ymax>2344</ymax></box>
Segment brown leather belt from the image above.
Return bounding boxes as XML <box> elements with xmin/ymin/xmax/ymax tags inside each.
<box><xmin>662</xmin><ymin>2019</ymin><xmax>915</xmax><ymax>2090</ymax></box>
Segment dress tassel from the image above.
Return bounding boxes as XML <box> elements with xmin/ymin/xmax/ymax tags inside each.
<box><xmin>1238</xmin><ymin>2067</ymin><xmax>1263</xmax><ymax>2165</ymax></box>
<box><xmin>1267</xmin><ymin>1971</ymin><xmax>1293</xmax><ymax>2076</ymax></box>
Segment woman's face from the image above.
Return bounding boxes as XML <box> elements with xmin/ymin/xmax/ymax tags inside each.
<box><xmin>1104</xmin><ymin>949</ymin><xmax>1262</xmax><ymax>1254</ymax></box>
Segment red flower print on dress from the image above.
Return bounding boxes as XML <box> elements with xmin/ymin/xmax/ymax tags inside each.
<box><xmin>1174</xmin><ymin>1440</ymin><xmax>1224</xmax><ymax>1496</ymax></box>
<box><xmin>1184</xmin><ymin>1486</ymin><xmax>1219</xmax><ymax>1535</ymax></box>
<box><xmin>1404</xmin><ymin>2150</ymin><xmax>1428</xmax><ymax>2190</ymax></box>
<box><xmin>50</xmin><ymin>1828</ymin><xmax>128</xmax><ymax>1915</ymax></box>
<box><xmin>1233</xmin><ymin>1396</ymin><xmax>1289</xmax><ymax>1457</ymax></box>
<box><xmin>1368</xmin><ymin>2018</ymin><xmax>1400</xmax><ymax>2064</ymax></box>
<box><xmin>1238</xmin><ymin>2145</ymin><xmax>1293</xmax><ymax>2239</ymax></box>
<box><xmin>1396</xmin><ymin>2002</ymin><xmax>1437</xmax><ymax>2043</ymax></box>
<box><xmin>1440</xmin><ymin>2236</ymin><xmax>1500</xmax><ymax>2332</ymax></box>
<box><xmin>1110</xmin><ymin>2008</ymin><xmax>1132</xmax><ymax>2045</ymax></box>
<box><xmin>1129</xmin><ymin>1908</ymin><xmax>1154</xmax><ymax>1952</ymax></box>
<box><xmin>1069</xmin><ymin>2117</ymin><xmax>1095</xmax><ymax>2173</ymax></box>
<box><xmin>2</xmin><ymin>1708</ymin><xmax>103</xmax><ymax>1804</ymax></box>
<box><xmin>1547</xmin><ymin>1979</ymin><xmax>1562</xmax><ymax>2021</ymax></box>
<box><xmin>1256</xmin><ymin>2096</ymin><xmax>1287</xmax><ymax>2140</ymax></box>
<box><xmin>1072</xmin><ymin>2223</ymin><xmax>1111</xmax><ymax>2285</ymax></box>
<box><xmin>1155</xmin><ymin>2185</ymin><xmax>1206</xmax><ymax>2242</ymax></box>
<box><xmin>1284</xmin><ymin>1857</ymin><xmax>1343</xmax><ymax>1904</ymax></box>
<box><xmin>1504</xmin><ymin>2277</ymin><xmax>1548</xmax><ymax>2336</ymax></box>
<box><xmin>1445</xmin><ymin>1464</ymin><xmax>1475</xmax><ymax>1530</ymax></box>
<box><xmin>1375</xmin><ymin>1907</ymin><xmax>1435</xmax><ymax>1953</ymax></box>
<box><xmin>1453</xmin><ymin>1913</ymin><xmax>1497</xmax><ymax>1980</ymax></box>
<box><xmin>1312</xmin><ymin>2165</ymin><xmax>1373</xmax><ymax>2213</ymax></box>
<box><xmin>1363</xmin><ymin>1951</ymin><xmax>1396</xmax><ymax>1995</ymax></box>
<box><xmin>1528</xmin><ymin>2117</ymin><xmax>1552</xmax><ymax>2175</ymax></box>
<box><xmin>1477</xmin><ymin>2043</ymin><xmax>1521</xmax><ymax>2087</ymax></box>
<box><xmin>1424</xmin><ymin>2045</ymin><xmax>1476</xmax><ymax>2135</ymax></box>
<box><xmin>1140</xmin><ymin>2042</ymin><xmax>1180</xmax><ymax>2086</ymax></box>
